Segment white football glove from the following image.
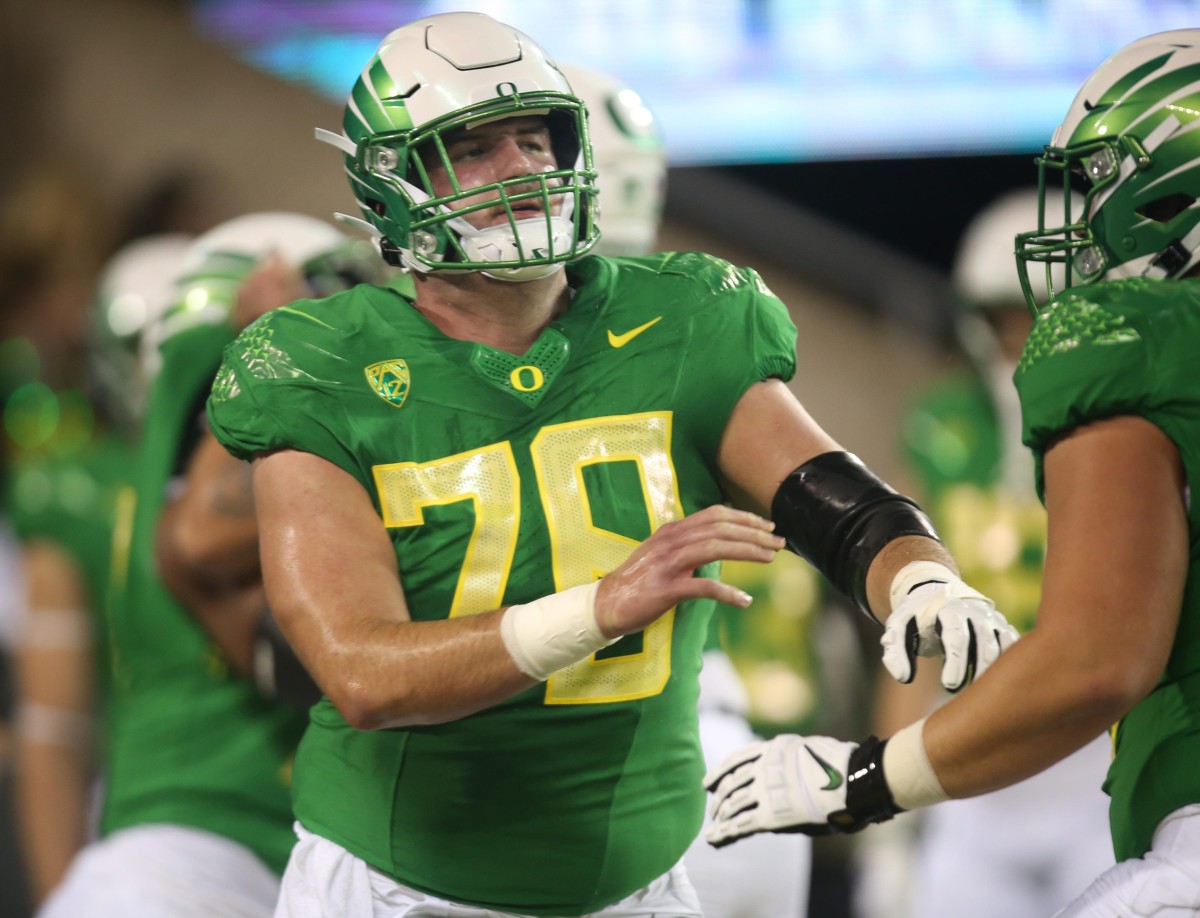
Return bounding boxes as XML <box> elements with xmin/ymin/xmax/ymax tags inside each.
<box><xmin>704</xmin><ymin>734</ymin><xmax>900</xmax><ymax>848</ymax></box>
<box><xmin>882</xmin><ymin>561</ymin><xmax>1019</xmax><ymax>692</ymax></box>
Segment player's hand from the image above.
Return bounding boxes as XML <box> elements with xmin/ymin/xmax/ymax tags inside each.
<box><xmin>594</xmin><ymin>506</ymin><xmax>783</xmax><ymax>639</ymax></box>
<box><xmin>705</xmin><ymin>734</ymin><xmax>899</xmax><ymax>847</ymax></box>
<box><xmin>881</xmin><ymin>568</ymin><xmax>1019</xmax><ymax>692</ymax></box>
<box><xmin>234</xmin><ymin>252</ymin><xmax>307</xmax><ymax>330</ymax></box>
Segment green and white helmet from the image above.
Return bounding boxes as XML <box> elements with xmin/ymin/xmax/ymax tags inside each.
<box><xmin>156</xmin><ymin>211</ymin><xmax>383</xmax><ymax>363</ymax></box>
<box><xmin>319</xmin><ymin>12</ymin><xmax>598</xmax><ymax>282</ymax></box>
<box><xmin>91</xmin><ymin>233</ymin><xmax>193</xmax><ymax>433</ymax></box>
<box><xmin>560</xmin><ymin>64</ymin><xmax>665</xmax><ymax>257</ymax></box>
<box><xmin>1017</xmin><ymin>29</ymin><xmax>1200</xmax><ymax>311</ymax></box>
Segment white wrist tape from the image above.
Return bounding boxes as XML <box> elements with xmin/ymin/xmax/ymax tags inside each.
<box><xmin>888</xmin><ymin>560</ymin><xmax>988</xmax><ymax>610</ymax></box>
<box><xmin>500</xmin><ymin>581</ymin><xmax>616</xmax><ymax>682</ymax></box>
<box><xmin>883</xmin><ymin>717</ymin><xmax>949</xmax><ymax>811</ymax></box>
<box><xmin>15</xmin><ymin>703</ymin><xmax>95</xmax><ymax>750</ymax></box>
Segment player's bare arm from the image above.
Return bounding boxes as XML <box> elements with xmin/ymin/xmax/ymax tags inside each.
<box><xmin>922</xmin><ymin>414</ymin><xmax>1186</xmax><ymax>796</ymax></box>
<box><xmin>717</xmin><ymin>378</ymin><xmax>1017</xmax><ymax>690</ymax></box>
<box><xmin>254</xmin><ymin>448</ymin><xmax>784</xmax><ymax>730</ymax></box>
<box><xmin>707</xmin><ymin>413</ymin><xmax>1187</xmax><ymax>844</ymax></box>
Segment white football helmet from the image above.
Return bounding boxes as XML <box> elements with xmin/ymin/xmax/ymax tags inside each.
<box><xmin>91</xmin><ymin>233</ymin><xmax>193</xmax><ymax>432</ymax></box>
<box><xmin>156</xmin><ymin>212</ymin><xmax>383</xmax><ymax>360</ymax></box>
<box><xmin>955</xmin><ymin>188</ymin><xmax>1074</xmax><ymax>312</ymax></box>
<box><xmin>560</xmin><ymin>64</ymin><xmax>666</xmax><ymax>257</ymax></box>
<box><xmin>322</xmin><ymin>12</ymin><xmax>598</xmax><ymax>282</ymax></box>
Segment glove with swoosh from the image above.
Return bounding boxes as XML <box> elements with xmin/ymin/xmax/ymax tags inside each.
<box><xmin>704</xmin><ymin>734</ymin><xmax>900</xmax><ymax>848</ymax></box>
<box><xmin>882</xmin><ymin>561</ymin><xmax>1020</xmax><ymax>693</ymax></box>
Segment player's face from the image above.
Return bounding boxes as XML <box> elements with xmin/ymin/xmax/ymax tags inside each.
<box><xmin>423</xmin><ymin>116</ymin><xmax>562</xmax><ymax>229</ymax></box>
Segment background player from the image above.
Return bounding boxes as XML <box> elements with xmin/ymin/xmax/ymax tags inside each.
<box><xmin>38</xmin><ymin>212</ymin><xmax>382</xmax><ymax>917</ymax></box>
<box><xmin>858</xmin><ymin>189</ymin><xmax>1113</xmax><ymax>918</ymax></box>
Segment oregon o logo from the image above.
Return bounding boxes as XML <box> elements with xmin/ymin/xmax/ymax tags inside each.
<box><xmin>510</xmin><ymin>365</ymin><xmax>544</xmax><ymax>392</ymax></box>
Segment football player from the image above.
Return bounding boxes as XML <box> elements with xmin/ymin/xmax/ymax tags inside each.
<box><xmin>12</xmin><ymin>233</ymin><xmax>192</xmax><ymax>905</ymax></box>
<box><xmin>708</xmin><ymin>28</ymin><xmax>1200</xmax><ymax>918</ymax></box>
<box><xmin>37</xmin><ymin>213</ymin><xmax>382</xmax><ymax>917</ymax></box>
<box><xmin>208</xmin><ymin>13</ymin><xmax>1015</xmax><ymax>916</ymax></box>
<box><xmin>857</xmin><ymin>190</ymin><xmax>1115</xmax><ymax>918</ymax></box>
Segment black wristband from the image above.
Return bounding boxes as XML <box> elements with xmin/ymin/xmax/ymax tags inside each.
<box><xmin>829</xmin><ymin>735</ymin><xmax>902</xmax><ymax>832</ymax></box>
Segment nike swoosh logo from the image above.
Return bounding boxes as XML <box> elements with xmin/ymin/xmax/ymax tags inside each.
<box><xmin>806</xmin><ymin>746</ymin><xmax>843</xmax><ymax>791</ymax></box>
<box><xmin>607</xmin><ymin>316</ymin><xmax>662</xmax><ymax>348</ymax></box>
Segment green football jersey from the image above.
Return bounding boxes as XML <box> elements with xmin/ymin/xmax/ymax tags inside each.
<box><xmin>902</xmin><ymin>376</ymin><xmax>1046</xmax><ymax>632</ymax></box>
<box><xmin>1016</xmin><ymin>277</ymin><xmax>1200</xmax><ymax>861</ymax></box>
<box><xmin>208</xmin><ymin>252</ymin><xmax>797</xmax><ymax>915</ymax></box>
<box><xmin>100</xmin><ymin>318</ymin><xmax>308</xmax><ymax>875</ymax></box>
<box><xmin>6</xmin><ymin>432</ymin><xmax>132</xmax><ymax>723</ymax></box>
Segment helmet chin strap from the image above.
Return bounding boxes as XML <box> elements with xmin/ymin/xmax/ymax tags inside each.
<box><xmin>396</xmin><ymin>175</ymin><xmax>579</xmax><ymax>282</ymax></box>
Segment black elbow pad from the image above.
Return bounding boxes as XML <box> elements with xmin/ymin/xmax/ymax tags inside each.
<box><xmin>770</xmin><ymin>451</ymin><xmax>940</xmax><ymax>620</ymax></box>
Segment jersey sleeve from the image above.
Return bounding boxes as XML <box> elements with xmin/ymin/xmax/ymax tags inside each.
<box><xmin>708</xmin><ymin>262</ymin><xmax>797</xmax><ymax>386</ymax></box>
<box><xmin>206</xmin><ymin>305</ymin><xmax>362</xmax><ymax>478</ymax></box>
<box><xmin>1015</xmin><ymin>290</ymin><xmax>1151</xmax><ymax>496</ymax></box>
<box><xmin>749</xmin><ymin>272</ymin><xmax>798</xmax><ymax>384</ymax></box>
<box><xmin>666</xmin><ymin>255</ymin><xmax>797</xmax><ymax>388</ymax></box>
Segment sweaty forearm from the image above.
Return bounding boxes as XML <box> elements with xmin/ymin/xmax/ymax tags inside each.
<box><xmin>309</xmin><ymin>608</ymin><xmax>538</xmax><ymax>730</ymax></box>
<box><xmin>916</xmin><ymin>630</ymin><xmax>1121</xmax><ymax>800</ymax></box>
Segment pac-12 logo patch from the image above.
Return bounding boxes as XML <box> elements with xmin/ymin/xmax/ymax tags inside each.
<box><xmin>364</xmin><ymin>359</ymin><xmax>411</xmax><ymax>408</ymax></box>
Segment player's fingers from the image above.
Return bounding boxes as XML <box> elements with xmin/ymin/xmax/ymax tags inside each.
<box><xmin>670</xmin><ymin>536</ymin><xmax>781</xmax><ymax>573</ymax></box>
<box><xmin>939</xmin><ymin>617</ymin><xmax>975</xmax><ymax>693</ymax></box>
<box><xmin>974</xmin><ymin>616</ymin><xmax>1004</xmax><ymax>673</ymax></box>
<box><xmin>998</xmin><ymin>621</ymin><xmax>1020</xmax><ymax>652</ymax></box>
<box><xmin>705</xmin><ymin>750</ymin><xmax>760</xmax><ymax>791</ymax></box>
<box><xmin>880</xmin><ymin>615</ymin><xmax>915</xmax><ymax>684</ymax></box>
<box><xmin>710</xmin><ymin>781</ymin><xmax>760</xmax><ymax>825</ymax></box>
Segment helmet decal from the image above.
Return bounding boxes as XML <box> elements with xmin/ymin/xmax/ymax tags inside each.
<box><xmin>1017</xmin><ymin>30</ymin><xmax>1200</xmax><ymax>311</ymax></box>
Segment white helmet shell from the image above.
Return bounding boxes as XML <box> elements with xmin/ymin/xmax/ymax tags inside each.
<box><xmin>954</xmin><ymin>188</ymin><xmax>1076</xmax><ymax>309</ymax></box>
<box><xmin>561</xmin><ymin>64</ymin><xmax>665</xmax><ymax>257</ymax></box>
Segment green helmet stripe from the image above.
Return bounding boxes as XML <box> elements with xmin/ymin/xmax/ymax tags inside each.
<box><xmin>346</xmin><ymin>59</ymin><xmax>414</xmax><ymax>142</ymax></box>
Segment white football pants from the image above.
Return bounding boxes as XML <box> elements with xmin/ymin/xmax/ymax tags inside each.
<box><xmin>1054</xmin><ymin>804</ymin><xmax>1200</xmax><ymax>917</ymax></box>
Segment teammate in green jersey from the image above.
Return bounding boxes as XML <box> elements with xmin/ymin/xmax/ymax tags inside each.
<box><xmin>11</xmin><ymin>236</ymin><xmax>192</xmax><ymax>899</ymax></box>
<box><xmin>858</xmin><ymin>190</ymin><xmax>1114</xmax><ymax>918</ymax></box>
<box><xmin>208</xmin><ymin>13</ymin><xmax>1015</xmax><ymax>916</ymax></box>
<box><xmin>708</xmin><ymin>27</ymin><xmax>1200</xmax><ymax>916</ymax></box>
<box><xmin>37</xmin><ymin>213</ymin><xmax>382</xmax><ymax>918</ymax></box>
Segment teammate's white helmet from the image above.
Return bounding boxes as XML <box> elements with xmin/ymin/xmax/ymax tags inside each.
<box><xmin>325</xmin><ymin>12</ymin><xmax>598</xmax><ymax>282</ymax></box>
<box><xmin>560</xmin><ymin>64</ymin><xmax>666</xmax><ymax>257</ymax></box>
<box><xmin>156</xmin><ymin>212</ymin><xmax>383</xmax><ymax>364</ymax></box>
<box><xmin>92</xmin><ymin>233</ymin><xmax>193</xmax><ymax>431</ymax></box>
<box><xmin>955</xmin><ymin>189</ymin><xmax>1071</xmax><ymax>311</ymax></box>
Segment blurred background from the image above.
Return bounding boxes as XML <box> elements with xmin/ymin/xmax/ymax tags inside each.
<box><xmin>0</xmin><ymin>1</ymin><xmax>1190</xmax><ymax>915</ymax></box>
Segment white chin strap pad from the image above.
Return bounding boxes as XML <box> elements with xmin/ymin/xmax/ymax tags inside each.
<box><xmin>462</xmin><ymin>215</ymin><xmax>576</xmax><ymax>281</ymax></box>
<box><xmin>398</xmin><ymin>173</ymin><xmax>579</xmax><ymax>282</ymax></box>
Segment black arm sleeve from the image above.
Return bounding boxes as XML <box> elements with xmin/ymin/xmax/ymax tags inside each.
<box><xmin>770</xmin><ymin>451</ymin><xmax>940</xmax><ymax>621</ymax></box>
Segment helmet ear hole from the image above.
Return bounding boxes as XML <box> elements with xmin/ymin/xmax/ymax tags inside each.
<box><xmin>1136</xmin><ymin>192</ymin><xmax>1196</xmax><ymax>224</ymax></box>
<box><xmin>546</xmin><ymin>109</ymin><xmax>580</xmax><ymax>169</ymax></box>
<box><xmin>366</xmin><ymin>198</ymin><xmax>387</xmax><ymax>217</ymax></box>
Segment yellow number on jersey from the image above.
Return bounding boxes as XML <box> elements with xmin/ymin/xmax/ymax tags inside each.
<box><xmin>372</xmin><ymin>413</ymin><xmax>683</xmax><ymax>705</ymax></box>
